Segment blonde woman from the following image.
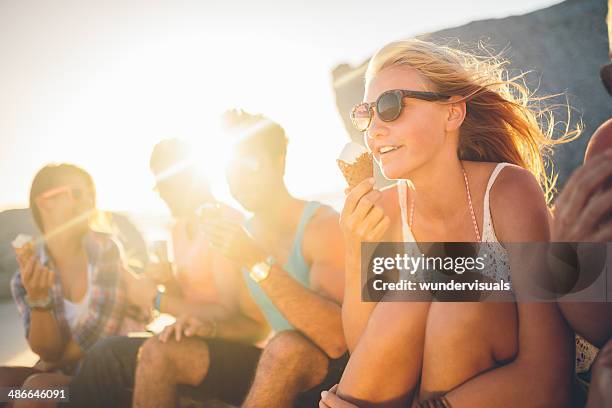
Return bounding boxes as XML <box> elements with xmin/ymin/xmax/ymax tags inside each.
<box><xmin>329</xmin><ymin>39</ymin><xmax>579</xmax><ymax>407</ymax></box>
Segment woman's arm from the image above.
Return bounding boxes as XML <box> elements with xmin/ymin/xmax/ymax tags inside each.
<box><xmin>341</xmin><ymin>243</ymin><xmax>378</xmax><ymax>352</ymax></box>
<box><xmin>11</xmin><ymin>250</ymin><xmax>65</xmax><ymax>362</ymax></box>
<box><xmin>45</xmin><ymin>339</ymin><xmax>85</xmax><ymax>368</ymax></box>
<box><xmin>340</xmin><ymin>180</ymin><xmax>391</xmax><ymax>352</ymax></box>
<box><xmin>27</xmin><ymin>309</ymin><xmax>65</xmax><ymax>362</ymax></box>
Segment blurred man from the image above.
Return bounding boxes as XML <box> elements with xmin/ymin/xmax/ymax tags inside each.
<box><xmin>66</xmin><ymin>139</ymin><xmax>258</xmax><ymax>408</ymax></box>
<box><xmin>553</xmin><ymin>3</ymin><xmax>612</xmax><ymax>405</ymax></box>
<box><xmin>553</xmin><ymin>120</ymin><xmax>612</xmax><ymax>408</ymax></box>
<box><xmin>130</xmin><ymin>110</ymin><xmax>347</xmax><ymax>408</ymax></box>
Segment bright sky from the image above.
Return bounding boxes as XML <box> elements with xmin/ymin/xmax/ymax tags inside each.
<box><xmin>0</xmin><ymin>0</ymin><xmax>561</xmax><ymax>216</ymax></box>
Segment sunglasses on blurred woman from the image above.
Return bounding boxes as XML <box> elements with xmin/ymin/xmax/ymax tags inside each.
<box><xmin>36</xmin><ymin>185</ymin><xmax>89</xmax><ymax>204</ymax></box>
<box><xmin>350</xmin><ymin>89</ymin><xmax>451</xmax><ymax>132</ymax></box>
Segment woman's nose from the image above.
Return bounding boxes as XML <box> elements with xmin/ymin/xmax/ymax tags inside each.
<box><xmin>366</xmin><ymin>116</ymin><xmax>388</xmax><ymax>140</ymax></box>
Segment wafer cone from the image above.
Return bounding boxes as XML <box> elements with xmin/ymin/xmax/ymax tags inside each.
<box><xmin>337</xmin><ymin>142</ymin><xmax>373</xmax><ymax>188</ymax></box>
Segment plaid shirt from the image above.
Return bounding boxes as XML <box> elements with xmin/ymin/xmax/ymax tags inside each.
<box><xmin>11</xmin><ymin>231</ymin><xmax>149</xmax><ymax>352</ymax></box>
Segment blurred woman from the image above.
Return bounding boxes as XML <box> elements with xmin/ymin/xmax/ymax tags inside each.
<box><xmin>0</xmin><ymin>164</ymin><xmax>148</xmax><ymax>408</ymax></box>
<box><xmin>333</xmin><ymin>39</ymin><xmax>579</xmax><ymax>407</ymax></box>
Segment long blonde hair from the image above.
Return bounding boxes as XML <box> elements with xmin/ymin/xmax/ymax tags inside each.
<box><xmin>366</xmin><ymin>38</ymin><xmax>581</xmax><ymax>205</ymax></box>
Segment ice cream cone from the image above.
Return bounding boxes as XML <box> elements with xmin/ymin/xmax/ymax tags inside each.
<box><xmin>337</xmin><ymin>142</ymin><xmax>373</xmax><ymax>188</ymax></box>
<box><xmin>12</xmin><ymin>234</ymin><xmax>33</xmax><ymax>250</ymax></box>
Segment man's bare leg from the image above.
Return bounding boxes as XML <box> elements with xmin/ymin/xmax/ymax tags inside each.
<box><xmin>336</xmin><ymin>302</ymin><xmax>431</xmax><ymax>408</ymax></box>
<box><xmin>419</xmin><ymin>302</ymin><xmax>518</xmax><ymax>399</ymax></box>
<box><xmin>242</xmin><ymin>331</ymin><xmax>328</xmax><ymax>408</ymax></box>
<box><xmin>132</xmin><ymin>337</ymin><xmax>210</xmax><ymax>408</ymax></box>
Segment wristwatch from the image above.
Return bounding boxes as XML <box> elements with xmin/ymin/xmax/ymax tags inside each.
<box><xmin>249</xmin><ymin>255</ymin><xmax>276</xmax><ymax>283</ymax></box>
<box><xmin>25</xmin><ymin>294</ymin><xmax>53</xmax><ymax>310</ymax></box>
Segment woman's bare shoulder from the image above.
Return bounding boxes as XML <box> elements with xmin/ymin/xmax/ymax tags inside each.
<box><xmin>462</xmin><ymin>160</ymin><xmax>500</xmax><ymax>182</ymax></box>
<box><xmin>488</xmin><ymin>165</ymin><xmax>550</xmax><ymax>242</ymax></box>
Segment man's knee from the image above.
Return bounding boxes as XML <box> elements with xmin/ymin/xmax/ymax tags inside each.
<box><xmin>138</xmin><ymin>337</ymin><xmax>175</xmax><ymax>373</ymax></box>
<box><xmin>137</xmin><ymin>337</ymin><xmax>210</xmax><ymax>386</ymax></box>
<box><xmin>262</xmin><ymin>331</ymin><xmax>329</xmax><ymax>387</ymax></box>
<box><xmin>265</xmin><ymin>331</ymin><xmax>322</xmax><ymax>362</ymax></box>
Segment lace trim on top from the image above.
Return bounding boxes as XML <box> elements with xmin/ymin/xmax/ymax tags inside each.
<box><xmin>397</xmin><ymin>163</ymin><xmax>513</xmax><ymax>283</ymax></box>
<box><xmin>576</xmin><ymin>334</ymin><xmax>599</xmax><ymax>373</ymax></box>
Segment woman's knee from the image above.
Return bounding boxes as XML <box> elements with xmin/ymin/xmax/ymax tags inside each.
<box><xmin>0</xmin><ymin>367</ymin><xmax>35</xmax><ymax>388</ymax></box>
<box><xmin>22</xmin><ymin>372</ymin><xmax>70</xmax><ymax>388</ymax></box>
<box><xmin>14</xmin><ymin>373</ymin><xmax>69</xmax><ymax>408</ymax></box>
<box><xmin>425</xmin><ymin>302</ymin><xmax>517</xmax><ymax>362</ymax></box>
<box><xmin>367</xmin><ymin>302</ymin><xmax>431</xmax><ymax>350</ymax></box>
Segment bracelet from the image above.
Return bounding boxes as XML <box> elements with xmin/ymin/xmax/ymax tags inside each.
<box><xmin>153</xmin><ymin>290</ymin><xmax>164</xmax><ymax>313</ymax></box>
<box><xmin>25</xmin><ymin>294</ymin><xmax>53</xmax><ymax>310</ymax></box>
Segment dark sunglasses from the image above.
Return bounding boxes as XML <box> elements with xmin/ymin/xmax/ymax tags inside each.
<box><xmin>350</xmin><ymin>89</ymin><xmax>451</xmax><ymax>132</ymax></box>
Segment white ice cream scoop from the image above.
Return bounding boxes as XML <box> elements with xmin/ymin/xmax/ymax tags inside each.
<box><xmin>12</xmin><ymin>234</ymin><xmax>33</xmax><ymax>249</ymax></box>
<box><xmin>337</xmin><ymin>141</ymin><xmax>369</xmax><ymax>164</ymax></box>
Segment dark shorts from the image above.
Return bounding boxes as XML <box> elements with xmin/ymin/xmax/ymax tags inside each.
<box><xmin>66</xmin><ymin>335</ymin><xmax>348</xmax><ymax>407</ymax></box>
<box><xmin>188</xmin><ymin>338</ymin><xmax>348</xmax><ymax>407</ymax></box>
<box><xmin>181</xmin><ymin>337</ymin><xmax>263</xmax><ymax>405</ymax></box>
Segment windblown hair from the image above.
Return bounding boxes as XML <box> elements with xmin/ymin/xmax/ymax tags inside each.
<box><xmin>366</xmin><ymin>38</ymin><xmax>581</xmax><ymax>204</ymax></box>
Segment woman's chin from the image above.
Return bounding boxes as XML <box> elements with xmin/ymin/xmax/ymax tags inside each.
<box><xmin>380</xmin><ymin>163</ymin><xmax>409</xmax><ymax>180</ymax></box>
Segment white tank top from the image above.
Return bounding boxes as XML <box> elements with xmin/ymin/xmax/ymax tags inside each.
<box><xmin>63</xmin><ymin>265</ymin><xmax>93</xmax><ymax>329</ymax></box>
<box><xmin>398</xmin><ymin>162</ymin><xmax>514</xmax><ymax>283</ymax></box>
